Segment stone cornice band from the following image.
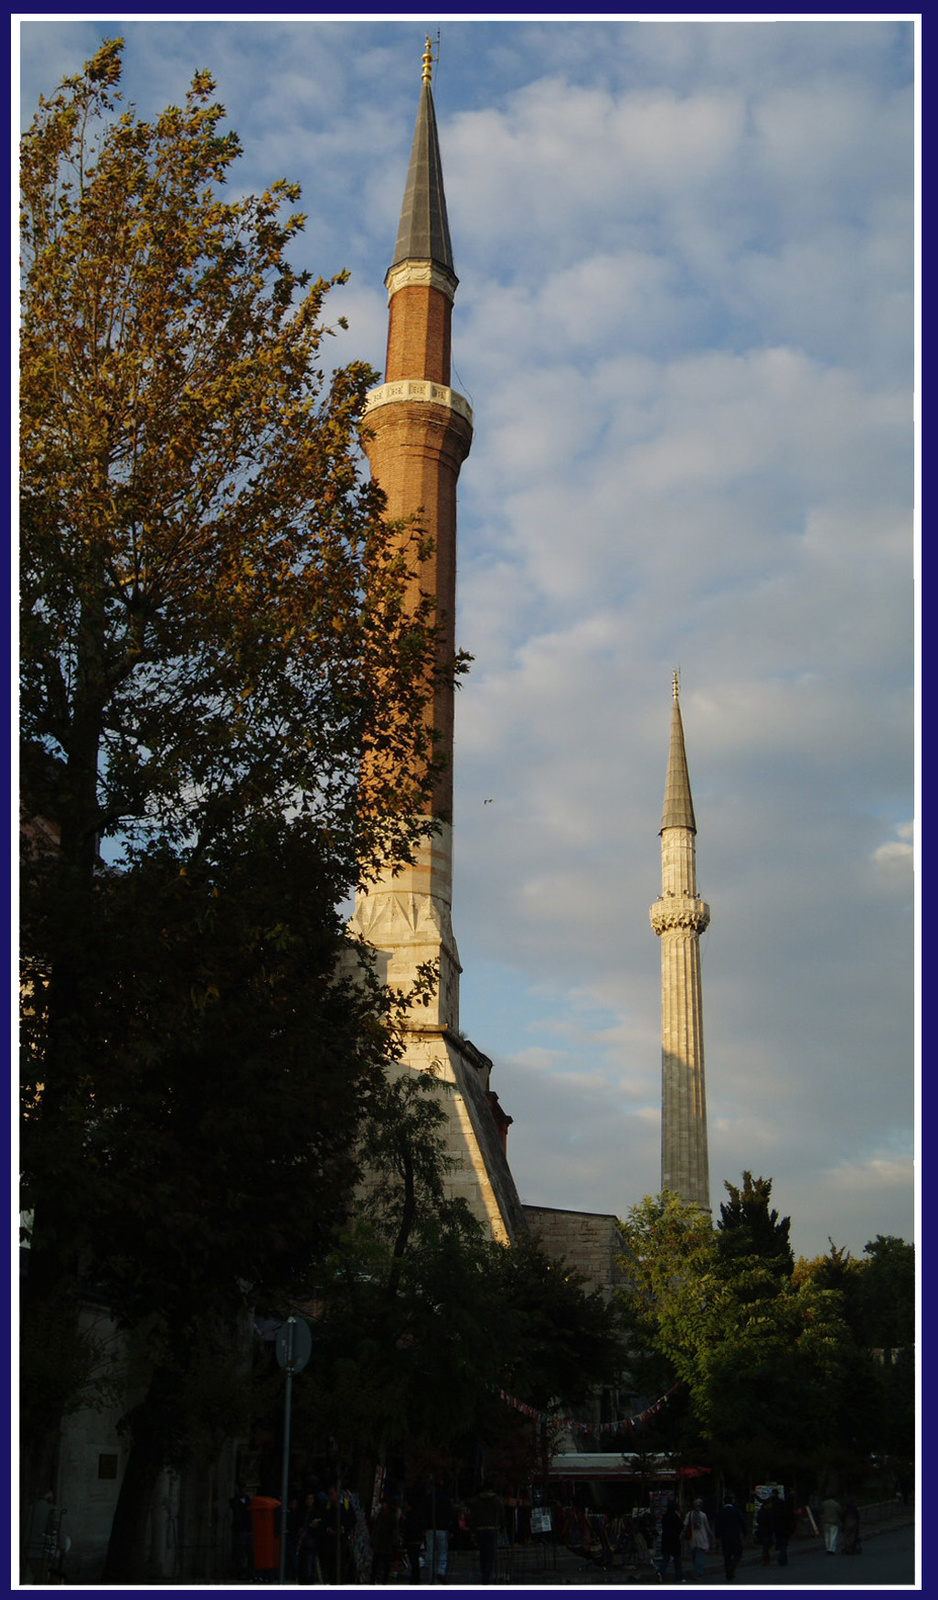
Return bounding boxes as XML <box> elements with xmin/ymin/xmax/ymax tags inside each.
<box><xmin>363</xmin><ymin>379</ymin><xmax>474</xmax><ymax>425</ymax></box>
<box><xmin>385</xmin><ymin>259</ymin><xmax>459</xmax><ymax>301</ymax></box>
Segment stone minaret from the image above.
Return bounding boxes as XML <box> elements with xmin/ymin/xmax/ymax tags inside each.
<box><xmin>649</xmin><ymin>673</ymin><xmax>711</xmax><ymax>1210</ymax></box>
<box><xmin>350</xmin><ymin>42</ymin><xmax>526</xmax><ymax>1243</ymax></box>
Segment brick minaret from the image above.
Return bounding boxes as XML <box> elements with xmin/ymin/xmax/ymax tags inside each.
<box><xmin>650</xmin><ymin>673</ymin><xmax>711</xmax><ymax>1209</ymax></box>
<box><xmin>351</xmin><ymin>43</ymin><xmax>526</xmax><ymax>1243</ymax></box>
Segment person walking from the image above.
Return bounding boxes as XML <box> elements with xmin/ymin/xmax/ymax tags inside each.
<box><xmin>296</xmin><ymin>1487</ymin><xmax>326</xmax><ymax>1584</ymax></box>
<box><xmin>755</xmin><ymin>1494</ymin><xmax>774</xmax><ymax>1564</ymax></box>
<box><xmin>402</xmin><ymin>1486</ymin><xmax>428</xmax><ymax>1585</ymax></box>
<box><xmin>470</xmin><ymin>1483</ymin><xmax>503</xmax><ymax>1584</ymax></box>
<box><xmin>369</xmin><ymin>1495</ymin><xmax>400</xmax><ymax>1585</ymax></box>
<box><xmin>682</xmin><ymin>1498</ymin><xmax>713</xmax><ymax>1580</ymax></box>
<box><xmin>658</xmin><ymin>1498</ymin><xmax>685</xmax><ymax>1581</ymax></box>
<box><xmin>426</xmin><ymin>1474</ymin><xmax>453</xmax><ymax>1583</ymax></box>
<box><xmin>713</xmin><ymin>1492</ymin><xmax>747</xmax><ymax>1581</ymax></box>
<box><xmin>770</xmin><ymin>1489</ymin><xmax>795</xmax><ymax>1567</ymax></box>
<box><xmin>229</xmin><ymin>1485</ymin><xmax>253</xmax><ymax>1578</ymax></box>
<box><xmin>820</xmin><ymin>1494</ymin><xmax>843</xmax><ymax>1554</ymax></box>
<box><xmin>319</xmin><ymin>1483</ymin><xmax>356</xmax><ymax>1584</ymax></box>
<box><xmin>842</xmin><ymin>1497</ymin><xmax>861</xmax><ymax>1555</ymax></box>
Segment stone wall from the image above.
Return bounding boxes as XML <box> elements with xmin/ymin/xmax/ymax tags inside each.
<box><xmin>522</xmin><ymin>1205</ymin><xmax>624</xmax><ymax>1301</ymax></box>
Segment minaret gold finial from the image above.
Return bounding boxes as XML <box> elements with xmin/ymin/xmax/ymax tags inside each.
<box><xmin>422</xmin><ymin>36</ymin><xmax>434</xmax><ymax>83</ymax></box>
<box><xmin>672</xmin><ymin>668</ymin><xmax>680</xmax><ymax>701</ymax></box>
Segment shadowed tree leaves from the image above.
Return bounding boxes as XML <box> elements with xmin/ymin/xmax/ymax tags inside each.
<box><xmin>794</xmin><ymin>1234</ymin><xmax>915</xmax><ymax>1472</ymax></box>
<box><xmin>295</xmin><ymin>1096</ymin><xmax>624</xmax><ymax>1484</ymax></box>
<box><xmin>21</xmin><ymin>818</ymin><xmax>419</xmax><ymax>1578</ymax></box>
<box><xmin>716</xmin><ymin>1170</ymin><xmax>794</xmax><ymax>1281</ymax></box>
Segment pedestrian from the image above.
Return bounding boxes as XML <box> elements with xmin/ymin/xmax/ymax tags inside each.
<box><xmin>820</xmin><ymin>1493</ymin><xmax>843</xmax><ymax>1554</ymax></box>
<box><xmin>319</xmin><ymin>1483</ymin><xmax>356</xmax><ymax>1584</ymax></box>
<box><xmin>842</xmin><ymin>1497</ymin><xmax>861</xmax><ymax>1555</ymax></box>
<box><xmin>638</xmin><ymin>1506</ymin><xmax>657</xmax><ymax>1551</ymax></box>
<box><xmin>228</xmin><ymin>1484</ymin><xmax>253</xmax><ymax>1578</ymax></box>
<box><xmin>22</xmin><ymin>1490</ymin><xmax>61</xmax><ymax>1585</ymax></box>
<box><xmin>470</xmin><ymin>1482</ymin><xmax>503</xmax><ymax>1584</ymax></box>
<box><xmin>713</xmin><ymin>1491</ymin><xmax>746</xmax><ymax>1581</ymax></box>
<box><xmin>427</xmin><ymin>1473</ymin><xmax>453</xmax><ymax>1582</ymax></box>
<box><xmin>296</xmin><ymin>1487</ymin><xmax>326</xmax><ymax>1584</ymax></box>
<box><xmin>402</xmin><ymin>1485</ymin><xmax>428</xmax><ymax>1584</ymax></box>
<box><xmin>658</xmin><ymin>1497</ymin><xmax>684</xmax><ymax>1581</ymax></box>
<box><xmin>755</xmin><ymin>1494</ymin><xmax>774</xmax><ymax>1564</ymax></box>
<box><xmin>370</xmin><ymin>1495</ymin><xmax>400</xmax><ymax>1585</ymax></box>
<box><xmin>770</xmin><ymin>1489</ymin><xmax>795</xmax><ymax>1567</ymax></box>
<box><xmin>682</xmin><ymin>1497</ymin><xmax>713</xmax><ymax>1580</ymax></box>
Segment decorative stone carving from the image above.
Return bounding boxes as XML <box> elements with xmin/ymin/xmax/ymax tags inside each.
<box><xmin>363</xmin><ymin>378</ymin><xmax>473</xmax><ymax>424</ymax></box>
<box><xmin>650</xmin><ymin>895</ymin><xmax>711</xmax><ymax>935</ymax></box>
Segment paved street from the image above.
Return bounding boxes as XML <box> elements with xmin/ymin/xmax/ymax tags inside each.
<box><xmin>107</xmin><ymin>1506</ymin><xmax>917</xmax><ymax>1588</ymax></box>
<box><xmin>690</xmin><ymin>1524</ymin><xmax>916</xmax><ymax>1588</ymax></box>
<box><xmin>431</xmin><ymin>1510</ymin><xmax>917</xmax><ymax>1590</ymax></box>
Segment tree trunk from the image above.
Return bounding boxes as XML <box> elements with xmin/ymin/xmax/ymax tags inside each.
<box><xmin>102</xmin><ymin>1369</ymin><xmax>175</xmax><ymax>1582</ymax></box>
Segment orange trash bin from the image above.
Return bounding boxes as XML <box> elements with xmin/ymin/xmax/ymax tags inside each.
<box><xmin>250</xmin><ymin>1495</ymin><xmax>282</xmax><ymax>1575</ymax></box>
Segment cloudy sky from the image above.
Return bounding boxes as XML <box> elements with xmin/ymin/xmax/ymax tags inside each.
<box><xmin>17</xmin><ymin>16</ymin><xmax>917</xmax><ymax>1263</ymax></box>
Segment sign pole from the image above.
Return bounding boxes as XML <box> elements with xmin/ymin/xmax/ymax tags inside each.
<box><xmin>278</xmin><ymin>1318</ymin><xmax>295</xmax><ymax>1586</ymax></box>
<box><xmin>274</xmin><ymin>1315</ymin><xmax>311</xmax><ymax>1586</ymax></box>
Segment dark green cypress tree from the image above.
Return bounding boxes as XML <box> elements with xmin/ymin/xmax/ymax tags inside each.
<box><xmin>715</xmin><ymin>1171</ymin><xmax>794</xmax><ymax>1280</ymax></box>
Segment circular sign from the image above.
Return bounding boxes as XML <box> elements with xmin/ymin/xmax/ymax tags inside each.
<box><xmin>275</xmin><ymin>1315</ymin><xmax>312</xmax><ymax>1373</ymax></box>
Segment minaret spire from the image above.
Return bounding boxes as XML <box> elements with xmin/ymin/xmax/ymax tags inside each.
<box><xmin>661</xmin><ymin>671</ymin><xmax>697</xmax><ymax>834</ymax></box>
<box><xmin>391</xmin><ymin>40</ymin><xmax>454</xmax><ymax>283</ymax></box>
<box><xmin>650</xmin><ymin>675</ymin><xmax>711</xmax><ymax>1210</ymax></box>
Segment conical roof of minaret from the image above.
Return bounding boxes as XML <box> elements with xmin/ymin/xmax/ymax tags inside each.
<box><xmin>661</xmin><ymin>676</ymin><xmax>697</xmax><ymax>833</ymax></box>
<box><xmin>391</xmin><ymin>62</ymin><xmax>455</xmax><ymax>274</ymax></box>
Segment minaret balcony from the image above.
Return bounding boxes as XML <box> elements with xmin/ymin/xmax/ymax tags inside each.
<box><xmin>650</xmin><ymin>895</ymin><xmax>711</xmax><ymax>936</ymax></box>
<box><xmin>364</xmin><ymin>378</ymin><xmax>473</xmax><ymax>425</ymax></box>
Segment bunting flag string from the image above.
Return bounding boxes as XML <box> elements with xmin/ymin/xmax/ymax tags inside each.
<box><xmin>495</xmin><ymin>1381</ymin><xmax>681</xmax><ymax>1434</ymax></box>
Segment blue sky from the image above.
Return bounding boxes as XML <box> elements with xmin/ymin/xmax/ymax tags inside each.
<box><xmin>17</xmin><ymin>16</ymin><xmax>917</xmax><ymax>1262</ymax></box>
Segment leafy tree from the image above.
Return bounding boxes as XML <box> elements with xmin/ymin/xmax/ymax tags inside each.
<box><xmin>794</xmin><ymin>1239</ymin><xmax>867</xmax><ymax>1334</ymax></box>
<box><xmin>614</xmin><ymin>1192</ymin><xmax>714</xmax><ymax>1460</ymax></box>
<box><xmin>796</xmin><ymin>1234</ymin><xmax>914</xmax><ymax>1353</ymax></box>
<box><xmin>856</xmin><ymin>1235</ymin><xmax>915</xmax><ymax>1351</ymax></box>
<box><xmin>795</xmin><ymin>1234</ymin><xmax>915</xmax><ymax>1475</ymax></box>
<box><xmin>486</xmin><ymin>1236</ymin><xmax>625</xmax><ymax>1418</ymax></box>
<box><xmin>294</xmin><ymin>1077</ymin><xmax>624</xmax><ymax>1497</ymax></box>
<box><xmin>20</xmin><ymin>40</ymin><xmax>456</xmax><ymax>1579</ymax></box>
<box><xmin>20</xmin><ymin>39</ymin><xmax>445</xmax><ymax>882</ymax></box>
<box><xmin>716</xmin><ymin>1171</ymin><xmax>794</xmax><ymax>1280</ymax></box>
<box><xmin>855</xmin><ymin>1236</ymin><xmax>915</xmax><ymax>1471</ymax></box>
<box><xmin>22</xmin><ymin>820</ymin><xmax>424</xmax><ymax>1577</ymax></box>
<box><xmin>618</xmin><ymin>1189</ymin><xmax>865</xmax><ymax>1486</ymax></box>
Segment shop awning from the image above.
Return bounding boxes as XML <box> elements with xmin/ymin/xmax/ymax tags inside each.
<box><xmin>549</xmin><ymin>1454</ymin><xmax>708</xmax><ymax>1481</ymax></box>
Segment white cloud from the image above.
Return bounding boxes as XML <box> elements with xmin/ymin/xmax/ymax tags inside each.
<box><xmin>826</xmin><ymin>1153</ymin><xmax>913</xmax><ymax>1194</ymax></box>
<box><xmin>872</xmin><ymin>823</ymin><xmax>914</xmax><ymax>873</ymax></box>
